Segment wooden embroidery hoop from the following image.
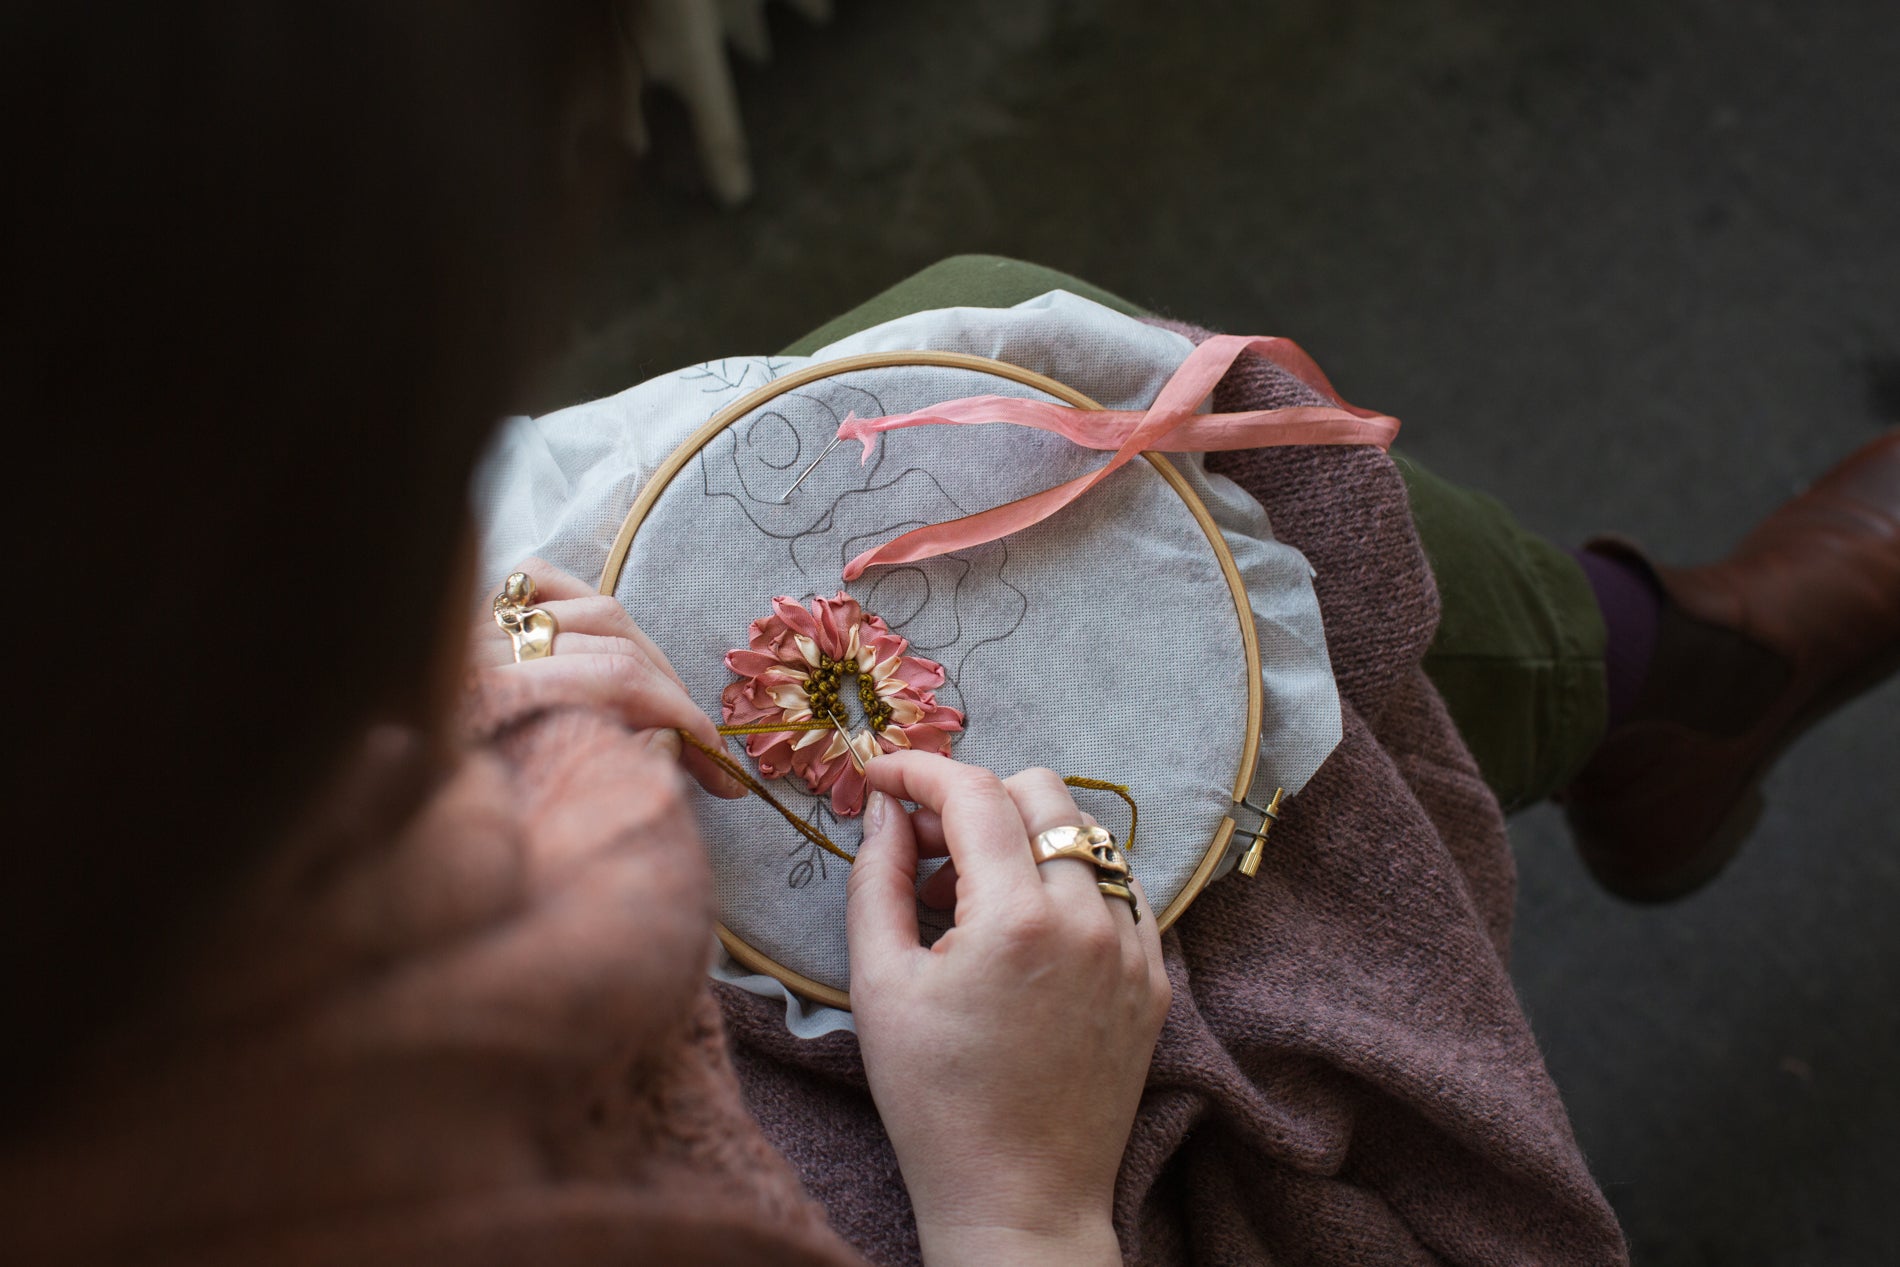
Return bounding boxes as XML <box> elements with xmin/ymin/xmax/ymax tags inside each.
<box><xmin>599</xmin><ymin>350</ymin><xmax>1265</xmax><ymax>1009</ymax></box>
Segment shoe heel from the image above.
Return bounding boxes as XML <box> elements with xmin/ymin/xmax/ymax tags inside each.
<box><xmin>1639</xmin><ymin>783</ymin><xmax>1764</xmax><ymax>903</ymax></box>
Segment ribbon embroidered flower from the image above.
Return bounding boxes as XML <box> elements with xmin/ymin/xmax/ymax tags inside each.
<box><xmin>721</xmin><ymin>593</ymin><xmax>965</xmax><ymax>815</ymax></box>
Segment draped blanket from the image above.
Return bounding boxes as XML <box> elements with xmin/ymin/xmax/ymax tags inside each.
<box><xmin>718</xmin><ymin>322</ymin><xmax>1629</xmax><ymax>1266</ymax></box>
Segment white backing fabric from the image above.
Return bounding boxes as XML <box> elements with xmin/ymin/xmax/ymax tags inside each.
<box><xmin>474</xmin><ymin>291</ymin><xmax>1342</xmax><ymax>1038</ymax></box>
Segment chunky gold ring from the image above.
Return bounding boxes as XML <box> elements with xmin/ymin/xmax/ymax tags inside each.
<box><xmin>1097</xmin><ymin>879</ymin><xmax>1141</xmax><ymax>923</ymax></box>
<box><xmin>1030</xmin><ymin>824</ymin><xmax>1129</xmax><ymax>878</ymax></box>
<box><xmin>493</xmin><ymin>571</ymin><xmax>558</xmax><ymax>663</ymax></box>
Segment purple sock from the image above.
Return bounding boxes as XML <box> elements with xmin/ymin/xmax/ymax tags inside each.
<box><xmin>1571</xmin><ymin>548</ymin><xmax>1663</xmax><ymax>729</ymax></box>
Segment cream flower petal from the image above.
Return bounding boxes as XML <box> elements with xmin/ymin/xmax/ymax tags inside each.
<box><xmin>768</xmin><ymin>682</ymin><xmax>811</xmax><ymax>712</ymax></box>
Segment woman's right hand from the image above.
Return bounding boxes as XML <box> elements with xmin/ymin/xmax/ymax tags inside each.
<box><xmin>846</xmin><ymin>754</ymin><xmax>1171</xmax><ymax>1266</ymax></box>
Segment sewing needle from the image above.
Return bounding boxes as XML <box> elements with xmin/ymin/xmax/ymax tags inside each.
<box><xmin>823</xmin><ymin>705</ymin><xmax>867</xmax><ymax>773</ymax></box>
<box><xmin>777</xmin><ymin>434</ymin><xmax>842</xmax><ymax>503</ymax></box>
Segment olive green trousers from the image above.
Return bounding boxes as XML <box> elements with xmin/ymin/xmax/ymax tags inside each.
<box><xmin>783</xmin><ymin>255</ymin><xmax>1607</xmax><ymax>809</ymax></box>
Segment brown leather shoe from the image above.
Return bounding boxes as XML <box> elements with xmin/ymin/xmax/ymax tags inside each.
<box><xmin>1561</xmin><ymin>431</ymin><xmax>1900</xmax><ymax>902</ymax></box>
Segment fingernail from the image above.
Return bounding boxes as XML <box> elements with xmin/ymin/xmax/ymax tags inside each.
<box><xmin>643</xmin><ymin>728</ymin><xmax>683</xmax><ymax>760</ymax></box>
<box><xmin>864</xmin><ymin>789</ymin><xmax>891</xmax><ymax>837</ymax></box>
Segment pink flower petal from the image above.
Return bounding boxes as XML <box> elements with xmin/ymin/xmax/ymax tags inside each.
<box><xmin>804</xmin><ymin>750</ymin><xmax>845</xmax><ymax>791</ymax></box>
<box><xmin>733</xmin><ymin>682</ymin><xmax>781</xmax><ymax>716</ymax></box>
<box><xmin>896</xmin><ymin>723</ymin><xmax>956</xmax><ymax>755</ymax></box>
<box><xmin>864</xmin><ymin>629</ymin><xmax>907</xmax><ymax>660</ymax></box>
<box><xmin>748</xmin><ymin>734</ymin><xmax>796</xmax><ymax>777</ymax></box>
<box><xmin>924</xmin><ymin>704</ymin><xmax>965</xmax><ymax>731</ymax></box>
<box><xmin>828</xmin><ymin>765</ymin><xmax>868</xmax><ymax>816</ymax></box>
<box><xmin>812</xmin><ymin>592</ymin><xmax>865</xmax><ymax>659</ymax></box>
<box><xmin>747</xmin><ymin>613</ymin><xmax>790</xmax><ymax>654</ymax></box>
<box><xmin>725</xmin><ymin>648</ymin><xmax>783</xmax><ymax>677</ymax></box>
<box><xmin>754</xmin><ymin>631</ymin><xmax>800</xmax><ymax>666</ymax></box>
<box><xmin>723</xmin><ymin>680</ymin><xmax>784</xmax><ymax>724</ymax></box>
<box><xmin>894</xmin><ymin>654</ymin><xmax>947</xmax><ymax>690</ymax></box>
<box><xmin>722</xmin><ymin>696</ymin><xmax>776</xmax><ymax>726</ymax></box>
<box><xmin>772</xmin><ymin>596</ymin><xmax>821</xmax><ymax>642</ymax></box>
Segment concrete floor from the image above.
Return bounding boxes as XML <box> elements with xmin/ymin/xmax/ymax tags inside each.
<box><xmin>553</xmin><ymin>1</ymin><xmax>1900</xmax><ymax>1261</ymax></box>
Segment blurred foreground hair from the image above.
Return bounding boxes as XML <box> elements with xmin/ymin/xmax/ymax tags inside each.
<box><xmin>0</xmin><ymin>0</ymin><xmax>616</xmax><ymax>1128</ymax></box>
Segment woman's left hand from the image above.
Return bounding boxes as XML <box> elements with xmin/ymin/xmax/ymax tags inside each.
<box><xmin>467</xmin><ymin>559</ymin><xmax>743</xmax><ymax>798</ymax></box>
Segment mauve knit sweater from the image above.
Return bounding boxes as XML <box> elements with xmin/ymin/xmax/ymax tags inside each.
<box><xmin>0</xmin><ymin>701</ymin><xmax>861</xmax><ymax>1267</ymax></box>
<box><xmin>717</xmin><ymin>323</ymin><xmax>1629</xmax><ymax>1266</ymax></box>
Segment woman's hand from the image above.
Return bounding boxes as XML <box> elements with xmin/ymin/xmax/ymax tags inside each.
<box><xmin>846</xmin><ymin>753</ymin><xmax>1171</xmax><ymax>1266</ymax></box>
<box><xmin>468</xmin><ymin>559</ymin><xmax>742</xmax><ymax>798</ymax></box>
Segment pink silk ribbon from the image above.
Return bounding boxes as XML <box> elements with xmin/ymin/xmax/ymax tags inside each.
<box><xmin>835</xmin><ymin>334</ymin><xmax>1401</xmax><ymax>581</ymax></box>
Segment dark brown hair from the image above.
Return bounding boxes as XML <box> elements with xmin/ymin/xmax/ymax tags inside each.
<box><xmin>2</xmin><ymin>1</ymin><xmax>614</xmax><ymax>1127</ymax></box>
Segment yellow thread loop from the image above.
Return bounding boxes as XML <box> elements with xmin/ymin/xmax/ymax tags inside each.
<box><xmin>1062</xmin><ymin>776</ymin><xmax>1138</xmax><ymax>852</ymax></box>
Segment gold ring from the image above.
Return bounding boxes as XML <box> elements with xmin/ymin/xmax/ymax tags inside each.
<box><xmin>1097</xmin><ymin>879</ymin><xmax>1141</xmax><ymax>923</ymax></box>
<box><xmin>1030</xmin><ymin>824</ymin><xmax>1129</xmax><ymax>878</ymax></box>
<box><xmin>493</xmin><ymin>571</ymin><xmax>558</xmax><ymax>663</ymax></box>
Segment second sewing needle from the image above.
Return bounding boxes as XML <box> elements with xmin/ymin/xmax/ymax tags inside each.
<box><xmin>777</xmin><ymin>434</ymin><xmax>842</xmax><ymax>503</ymax></box>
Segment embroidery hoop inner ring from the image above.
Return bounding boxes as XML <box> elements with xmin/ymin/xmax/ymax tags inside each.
<box><xmin>599</xmin><ymin>350</ymin><xmax>1265</xmax><ymax>1009</ymax></box>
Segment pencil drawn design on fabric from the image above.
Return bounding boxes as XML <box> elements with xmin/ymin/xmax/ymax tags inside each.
<box><xmin>696</xmin><ymin>379</ymin><xmax>1032</xmax><ymax>890</ymax></box>
<box><xmin>701</xmin><ymin>383</ymin><xmax>1034</xmax><ymax>683</ymax></box>
<box><xmin>785</xmin><ymin>801</ymin><xmax>844</xmax><ymax>891</ymax></box>
<box><xmin>680</xmin><ymin>356</ymin><xmax>795</xmax><ymax>394</ymax></box>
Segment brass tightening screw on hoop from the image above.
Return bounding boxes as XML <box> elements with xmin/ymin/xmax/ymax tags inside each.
<box><xmin>1236</xmin><ymin>787</ymin><xmax>1286</xmax><ymax>878</ymax></box>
